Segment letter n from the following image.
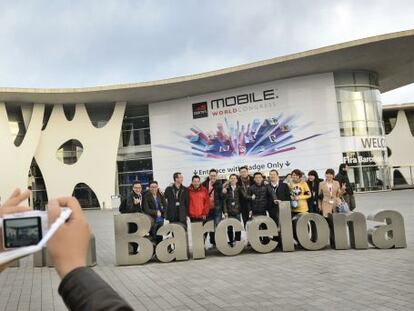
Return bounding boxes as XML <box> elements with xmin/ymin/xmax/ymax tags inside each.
<box><xmin>329</xmin><ymin>212</ymin><xmax>368</xmax><ymax>249</ymax></box>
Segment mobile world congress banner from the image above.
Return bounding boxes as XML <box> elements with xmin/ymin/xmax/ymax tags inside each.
<box><xmin>149</xmin><ymin>73</ymin><xmax>343</xmax><ymax>187</ymax></box>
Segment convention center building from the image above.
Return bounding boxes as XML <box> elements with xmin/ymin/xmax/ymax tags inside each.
<box><xmin>1</xmin><ymin>30</ymin><xmax>413</xmax><ymax>209</ymax></box>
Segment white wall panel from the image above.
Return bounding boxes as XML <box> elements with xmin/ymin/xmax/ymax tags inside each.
<box><xmin>0</xmin><ymin>103</ymin><xmax>44</xmax><ymax>203</ymax></box>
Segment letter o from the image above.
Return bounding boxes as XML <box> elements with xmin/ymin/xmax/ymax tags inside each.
<box><xmin>294</xmin><ymin>213</ymin><xmax>329</xmax><ymax>250</ymax></box>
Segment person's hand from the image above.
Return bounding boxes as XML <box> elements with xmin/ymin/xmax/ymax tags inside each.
<box><xmin>222</xmin><ymin>188</ymin><xmax>227</xmax><ymax>194</ymax></box>
<box><xmin>0</xmin><ymin>189</ymin><xmax>32</xmax><ymax>272</ymax></box>
<box><xmin>47</xmin><ymin>197</ymin><xmax>91</xmax><ymax>279</ymax></box>
<box><xmin>1</xmin><ymin>188</ymin><xmax>31</xmax><ymax>208</ymax></box>
<box><xmin>157</xmin><ymin>210</ymin><xmax>161</xmax><ymax>217</ymax></box>
<box><xmin>251</xmin><ymin>194</ymin><xmax>256</xmax><ymax>200</ymax></box>
<box><xmin>224</xmin><ymin>213</ymin><xmax>228</xmax><ymax>218</ymax></box>
<box><xmin>202</xmin><ymin>216</ymin><xmax>206</xmax><ymax>220</ymax></box>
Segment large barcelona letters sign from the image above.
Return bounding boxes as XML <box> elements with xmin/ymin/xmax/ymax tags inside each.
<box><xmin>113</xmin><ymin>203</ymin><xmax>407</xmax><ymax>265</ymax></box>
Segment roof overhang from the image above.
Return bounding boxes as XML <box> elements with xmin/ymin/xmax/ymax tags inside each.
<box><xmin>1</xmin><ymin>29</ymin><xmax>414</xmax><ymax>104</ymax></box>
<box><xmin>383</xmin><ymin>103</ymin><xmax>414</xmax><ymax>111</ymax></box>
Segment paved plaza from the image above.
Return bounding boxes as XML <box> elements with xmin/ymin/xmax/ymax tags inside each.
<box><xmin>0</xmin><ymin>190</ymin><xmax>413</xmax><ymax>310</ymax></box>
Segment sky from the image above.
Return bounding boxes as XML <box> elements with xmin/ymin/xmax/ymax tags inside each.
<box><xmin>0</xmin><ymin>0</ymin><xmax>413</xmax><ymax>104</ymax></box>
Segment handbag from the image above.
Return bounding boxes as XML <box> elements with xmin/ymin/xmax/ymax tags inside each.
<box><xmin>336</xmin><ymin>198</ymin><xmax>350</xmax><ymax>213</ymax></box>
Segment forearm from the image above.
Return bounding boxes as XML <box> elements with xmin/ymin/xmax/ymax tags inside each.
<box><xmin>144</xmin><ymin>205</ymin><xmax>157</xmax><ymax>217</ymax></box>
<box><xmin>59</xmin><ymin>267</ymin><xmax>133</xmax><ymax>311</ymax></box>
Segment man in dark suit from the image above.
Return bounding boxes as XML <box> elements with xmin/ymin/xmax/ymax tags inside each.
<box><xmin>143</xmin><ymin>181</ymin><xmax>167</xmax><ymax>244</ymax></box>
<box><xmin>266</xmin><ymin>169</ymin><xmax>291</xmax><ymax>226</ymax></box>
<box><xmin>164</xmin><ymin>172</ymin><xmax>189</xmax><ymax>227</ymax></box>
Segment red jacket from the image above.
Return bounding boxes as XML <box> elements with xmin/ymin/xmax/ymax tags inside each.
<box><xmin>188</xmin><ymin>185</ymin><xmax>210</xmax><ymax>218</ymax></box>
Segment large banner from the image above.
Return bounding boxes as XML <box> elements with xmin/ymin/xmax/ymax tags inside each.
<box><xmin>149</xmin><ymin>73</ymin><xmax>343</xmax><ymax>187</ymax></box>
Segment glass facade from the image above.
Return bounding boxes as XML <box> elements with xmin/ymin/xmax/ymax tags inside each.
<box><xmin>334</xmin><ymin>71</ymin><xmax>390</xmax><ymax>191</ymax></box>
<box><xmin>117</xmin><ymin>158</ymin><xmax>153</xmax><ymax>199</ymax></box>
<box><xmin>56</xmin><ymin>139</ymin><xmax>84</xmax><ymax>164</ymax></box>
<box><xmin>121</xmin><ymin>105</ymin><xmax>151</xmax><ymax>147</ymax></box>
<box><xmin>72</xmin><ymin>183</ymin><xmax>100</xmax><ymax>209</ymax></box>
<box><xmin>29</xmin><ymin>159</ymin><xmax>48</xmax><ymax>211</ymax></box>
<box><xmin>383</xmin><ymin>109</ymin><xmax>399</xmax><ymax>134</ymax></box>
<box><xmin>117</xmin><ymin>105</ymin><xmax>153</xmax><ymax>199</ymax></box>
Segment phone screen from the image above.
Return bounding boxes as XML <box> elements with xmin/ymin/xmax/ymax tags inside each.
<box><xmin>3</xmin><ymin>217</ymin><xmax>43</xmax><ymax>248</ymax></box>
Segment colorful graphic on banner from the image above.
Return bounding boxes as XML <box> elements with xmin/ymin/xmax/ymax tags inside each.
<box><xmin>155</xmin><ymin>115</ymin><xmax>323</xmax><ymax>160</ymax></box>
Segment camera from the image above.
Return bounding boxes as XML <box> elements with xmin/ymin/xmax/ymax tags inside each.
<box><xmin>0</xmin><ymin>208</ymin><xmax>72</xmax><ymax>265</ymax></box>
<box><xmin>1</xmin><ymin>210</ymin><xmax>49</xmax><ymax>249</ymax></box>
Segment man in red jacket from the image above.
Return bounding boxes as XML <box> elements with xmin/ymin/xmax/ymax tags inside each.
<box><xmin>188</xmin><ymin>175</ymin><xmax>210</xmax><ymax>223</ymax></box>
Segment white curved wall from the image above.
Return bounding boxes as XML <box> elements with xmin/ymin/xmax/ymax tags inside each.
<box><xmin>0</xmin><ymin>103</ymin><xmax>44</xmax><ymax>204</ymax></box>
<box><xmin>34</xmin><ymin>102</ymin><xmax>126</xmax><ymax>209</ymax></box>
<box><xmin>386</xmin><ymin>109</ymin><xmax>414</xmax><ymax>185</ymax></box>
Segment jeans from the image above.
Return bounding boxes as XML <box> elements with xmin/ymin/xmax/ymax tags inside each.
<box><xmin>240</xmin><ymin>203</ymin><xmax>249</xmax><ymax>228</ymax></box>
<box><xmin>205</xmin><ymin>212</ymin><xmax>216</xmax><ymax>245</ymax></box>
<box><xmin>213</xmin><ymin>205</ymin><xmax>223</xmax><ymax>227</ymax></box>
<box><xmin>151</xmin><ymin>222</ymin><xmax>163</xmax><ymax>244</ymax></box>
<box><xmin>227</xmin><ymin>214</ymin><xmax>242</xmax><ymax>243</ymax></box>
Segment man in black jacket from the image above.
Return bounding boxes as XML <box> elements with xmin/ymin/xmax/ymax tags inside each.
<box><xmin>246</xmin><ymin>172</ymin><xmax>278</xmax><ymax>244</ymax></box>
<box><xmin>335</xmin><ymin>163</ymin><xmax>356</xmax><ymax>211</ymax></box>
<box><xmin>223</xmin><ymin>174</ymin><xmax>243</xmax><ymax>245</ymax></box>
<box><xmin>247</xmin><ymin>172</ymin><xmax>278</xmax><ymax>217</ymax></box>
<box><xmin>119</xmin><ymin>181</ymin><xmax>144</xmax><ymax>253</ymax></box>
<box><xmin>237</xmin><ymin>165</ymin><xmax>254</xmax><ymax>227</ymax></box>
<box><xmin>202</xmin><ymin>168</ymin><xmax>223</xmax><ymax>247</ymax></box>
<box><xmin>266</xmin><ymin>169</ymin><xmax>291</xmax><ymax>226</ymax></box>
<box><xmin>164</xmin><ymin>172</ymin><xmax>189</xmax><ymax>227</ymax></box>
<box><xmin>119</xmin><ymin>181</ymin><xmax>143</xmax><ymax>214</ymax></box>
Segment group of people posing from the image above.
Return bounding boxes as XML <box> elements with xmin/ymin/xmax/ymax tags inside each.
<box><xmin>119</xmin><ymin>163</ymin><xmax>356</xmax><ymax>246</ymax></box>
